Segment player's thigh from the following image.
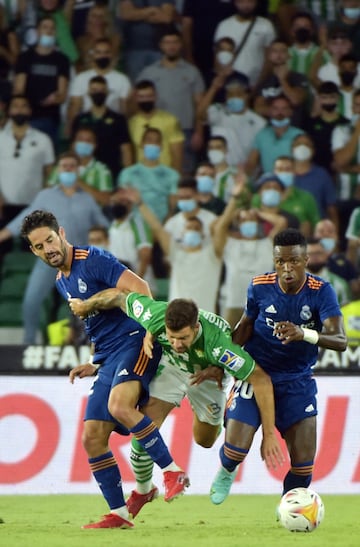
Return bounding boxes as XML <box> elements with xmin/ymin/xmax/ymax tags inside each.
<box><xmin>140</xmin><ymin>396</ymin><xmax>175</xmax><ymax>428</ymax></box>
<box><xmin>148</xmin><ymin>357</ymin><xmax>188</xmax><ymax>408</ymax></box>
<box><xmin>224</xmin><ymin>380</ymin><xmax>260</xmax><ymax>448</ymax></box>
<box><xmin>283</xmin><ymin>416</ymin><xmax>317</xmax><ymax>463</ymax></box>
<box><xmin>186</xmin><ymin>378</ymin><xmax>227</xmax><ymax>427</ymax></box>
<box><xmin>109</xmin><ymin>379</ymin><xmax>142</xmax><ymax>411</ymax></box>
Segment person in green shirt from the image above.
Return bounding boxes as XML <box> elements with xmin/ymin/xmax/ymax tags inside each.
<box><xmin>69</xmin><ymin>290</ymin><xmax>284</xmax><ymax>518</ymax></box>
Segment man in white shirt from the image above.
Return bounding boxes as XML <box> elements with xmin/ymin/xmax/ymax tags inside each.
<box><xmin>66</xmin><ymin>37</ymin><xmax>132</xmax><ymax>131</ymax></box>
<box><xmin>214</xmin><ymin>0</ymin><xmax>276</xmax><ymax>87</ymax></box>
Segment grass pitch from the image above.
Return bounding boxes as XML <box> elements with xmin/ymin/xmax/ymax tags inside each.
<box><xmin>0</xmin><ymin>494</ymin><xmax>359</xmax><ymax>547</ymax></box>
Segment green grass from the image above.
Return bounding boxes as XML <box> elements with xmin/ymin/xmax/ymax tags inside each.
<box><xmin>0</xmin><ymin>494</ymin><xmax>359</xmax><ymax>547</ymax></box>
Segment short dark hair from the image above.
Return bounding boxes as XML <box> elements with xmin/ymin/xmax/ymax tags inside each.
<box><xmin>307</xmin><ymin>237</ymin><xmax>321</xmax><ymax>246</ymax></box>
<box><xmin>142</xmin><ymin>127</ymin><xmax>163</xmax><ymax>142</ymax></box>
<box><xmin>178</xmin><ymin>177</ymin><xmax>197</xmax><ymax>191</ymax></box>
<box><xmin>37</xmin><ymin>15</ymin><xmax>55</xmax><ymax>28</ymax></box>
<box><xmin>9</xmin><ymin>94</ymin><xmax>31</xmax><ymax>108</ymax></box>
<box><xmin>208</xmin><ymin>135</ymin><xmax>228</xmax><ymax>147</ymax></box>
<box><xmin>339</xmin><ymin>53</ymin><xmax>358</xmax><ymax>66</ymax></box>
<box><xmin>165</xmin><ymin>299</ymin><xmax>199</xmax><ymax>331</ymax></box>
<box><xmin>21</xmin><ymin>210</ymin><xmax>60</xmax><ymax>244</ymax></box>
<box><xmin>215</xmin><ymin>36</ymin><xmax>236</xmax><ymax>50</ymax></box>
<box><xmin>159</xmin><ymin>25</ymin><xmax>181</xmax><ymax>42</ymax></box>
<box><xmin>58</xmin><ymin>150</ymin><xmax>80</xmax><ymax>164</ymax></box>
<box><xmin>268</xmin><ymin>94</ymin><xmax>292</xmax><ymax>107</ymax></box>
<box><xmin>89</xmin><ymin>75</ymin><xmax>107</xmax><ymax>87</ymax></box>
<box><xmin>135</xmin><ymin>80</ymin><xmax>156</xmax><ymax>92</ymax></box>
<box><xmin>273</xmin><ymin>228</ymin><xmax>307</xmax><ymax>248</ymax></box>
<box><xmin>317</xmin><ymin>81</ymin><xmax>339</xmax><ymax>95</ymax></box>
<box><xmin>88</xmin><ymin>225</ymin><xmax>109</xmax><ymax>237</ymax></box>
<box><xmin>73</xmin><ymin>126</ymin><xmax>97</xmax><ymax>141</ymax></box>
<box><xmin>291</xmin><ymin>11</ymin><xmax>315</xmax><ymax>26</ymax></box>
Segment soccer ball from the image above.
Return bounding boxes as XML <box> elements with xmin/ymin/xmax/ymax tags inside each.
<box><xmin>278</xmin><ymin>487</ymin><xmax>325</xmax><ymax>532</ymax></box>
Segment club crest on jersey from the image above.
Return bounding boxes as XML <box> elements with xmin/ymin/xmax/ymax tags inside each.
<box><xmin>300</xmin><ymin>305</ymin><xmax>312</xmax><ymax>321</ymax></box>
<box><xmin>132</xmin><ymin>300</ymin><xmax>143</xmax><ymax>318</ymax></box>
<box><xmin>219</xmin><ymin>349</ymin><xmax>245</xmax><ymax>372</ymax></box>
<box><xmin>78</xmin><ymin>278</ymin><xmax>87</xmax><ymax>293</ymax></box>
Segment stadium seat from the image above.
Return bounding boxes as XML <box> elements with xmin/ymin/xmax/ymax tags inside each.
<box><xmin>1</xmin><ymin>252</ymin><xmax>36</xmax><ymax>277</ymax></box>
<box><xmin>0</xmin><ymin>273</ymin><xmax>29</xmax><ymax>299</ymax></box>
<box><xmin>0</xmin><ymin>299</ymin><xmax>23</xmax><ymax>327</ymax></box>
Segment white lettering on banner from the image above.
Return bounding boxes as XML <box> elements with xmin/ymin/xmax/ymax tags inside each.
<box><xmin>22</xmin><ymin>346</ymin><xmax>90</xmax><ymax>370</ymax></box>
<box><xmin>0</xmin><ymin>377</ymin><xmax>359</xmax><ymax>494</ymax></box>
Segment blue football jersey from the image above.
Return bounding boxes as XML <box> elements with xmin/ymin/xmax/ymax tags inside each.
<box><xmin>56</xmin><ymin>246</ymin><xmax>144</xmax><ymax>357</ymax></box>
<box><xmin>243</xmin><ymin>272</ymin><xmax>342</xmax><ymax>382</ymax></box>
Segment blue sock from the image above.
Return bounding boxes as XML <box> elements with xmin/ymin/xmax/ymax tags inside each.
<box><xmin>130</xmin><ymin>415</ymin><xmax>172</xmax><ymax>469</ymax></box>
<box><xmin>219</xmin><ymin>442</ymin><xmax>248</xmax><ymax>472</ymax></box>
<box><xmin>88</xmin><ymin>451</ymin><xmax>125</xmax><ymax>510</ymax></box>
<box><xmin>283</xmin><ymin>460</ymin><xmax>314</xmax><ymax>495</ymax></box>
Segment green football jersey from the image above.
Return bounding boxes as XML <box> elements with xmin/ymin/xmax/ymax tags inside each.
<box><xmin>126</xmin><ymin>293</ymin><xmax>256</xmax><ymax>381</ymax></box>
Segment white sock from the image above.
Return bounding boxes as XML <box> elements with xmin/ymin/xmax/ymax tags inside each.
<box><xmin>110</xmin><ymin>506</ymin><xmax>130</xmax><ymax>520</ymax></box>
<box><xmin>136</xmin><ymin>480</ymin><xmax>154</xmax><ymax>494</ymax></box>
<box><xmin>162</xmin><ymin>462</ymin><xmax>182</xmax><ymax>473</ymax></box>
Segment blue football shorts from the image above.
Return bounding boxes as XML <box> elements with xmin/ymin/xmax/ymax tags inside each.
<box><xmin>84</xmin><ymin>331</ymin><xmax>162</xmax><ymax>433</ymax></box>
<box><xmin>225</xmin><ymin>375</ymin><xmax>318</xmax><ymax>436</ymax></box>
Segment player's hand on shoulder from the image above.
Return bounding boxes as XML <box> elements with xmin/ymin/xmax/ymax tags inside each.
<box><xmin>273</xmin><ymin>321</ymin><xmax>304</xmax><ymax>344</ymax></box>
<box><xmin>69</xmin><ymin>363</ymin><xmax>99</xmax><ymax>383</ymax></box>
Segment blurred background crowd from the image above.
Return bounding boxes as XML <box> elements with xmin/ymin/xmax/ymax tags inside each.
<box><xmin>0</xmin><ymin>0</ymin><xmax>360</xmax><ymax>347</ymax></box>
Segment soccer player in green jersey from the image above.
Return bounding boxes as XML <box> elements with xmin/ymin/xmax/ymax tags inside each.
<box><xmin>69</xmin><ymin>291</ymin><xmax>284</xmax><ymax>518</ymax></box>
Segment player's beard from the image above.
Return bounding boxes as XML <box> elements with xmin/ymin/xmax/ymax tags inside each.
<box><xmin>45</xmin><ymin>240</ymin><xmax>67</xmax><ymax>268</ymax></box>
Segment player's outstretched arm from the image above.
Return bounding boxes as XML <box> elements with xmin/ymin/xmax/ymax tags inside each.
<box><xmin>247</xmin><ymin>364</ymin><xmax>285</xmax><ymax>469</ymax></box>
<box><xmin>69</xmin><ymin>288</ymin><xmax>129</xmax><ymax>318</ymax></box>
<box><xmin>232</xmin><ymin>313</ymin><xmax>254</xmax><ymax>346</ymax></box>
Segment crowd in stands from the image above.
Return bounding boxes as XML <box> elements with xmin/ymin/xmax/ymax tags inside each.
<box><xmin>0</xmin><ymin>0</ymin><xmax>360</xmax><ymax>345</ymax></box>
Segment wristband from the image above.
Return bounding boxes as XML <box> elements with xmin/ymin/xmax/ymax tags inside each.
<box><xmin>302</xmin><ymin>328</ymin><xmax>319</xmax><ymax>345</ymax></box>
<box><xmin>88</xmin><ymin>354</ymin><xmax>94</xmax><ymax>364</ymax></box>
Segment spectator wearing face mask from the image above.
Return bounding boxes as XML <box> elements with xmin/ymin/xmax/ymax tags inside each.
<box><xmin>123</xmin><ymin>187</ymin><xmax>222</xmax><ymax>313</ymax></box>
<box><xmin>66</xmin><ymin>37</ymin><xmax>132</xmax><ymax>133</ymax></box>
<box><xmin>288</xmin><ymin>11</ymin><xmax>327</xmax><ymax>80</ymax></box>
<box><xmin>272</xmin><ymin>155</ymin><xmax>320</xmax><ymax>237</ymax></box>
<box><xmin>0</xmin><ymin>94</ymin><xmax>55</xmax><ymax>232</ymax></box>
<box><xmin>314</xmin><ymin>27</ymin><xmax>358</xmax><ymax>88</ymax></box>
<box><xmin>13</xmin><ymin>16</ymin><xmax>70</xmax><ymax>149</ymax></box>
<box><xmin>129</xmin><ymin>80</ymin><xmax>184</xmax><ymax>173</ymax></box>
<box><xmin>207</xmin><ymin>135</ymin><xmax>238</xmax><ymax>203</ymax></box>
<box><xmin>199</xmin><ymin>75</ymin><xmax>266</xmax><ymax>169</ymax></box>
<box><xmin>0</xmin><ymin>151</ymin><xmax>109</xmax><ymax>344</ymax></box>
<box><xmin>291</xmin><ymin>133</ymin><xmax>338</xmax><ymax>225</ymax></box>
<box><xmin>116</xmin><ymin>127</ymin><xmax>179</xmax><ymax>223</ymax></box>
<box><xmin>314</xmin><ymin>218</ymin><xmax>360</xmax><ymax>298</ymax></box>
<box><xmin>306</xmin><ymin>237</ymin><xmax>351</xmax><ymax>306</ymax></box>
<box><xmin>108</xmin><ymin>200</ymin><xmax>153</xmax><ymax>281</ymax></box>
<box><xmin>327</xmin><ymin>1</ymin><xmax>360</xmax><ymax>61</ymax></box>
<box><xmin>195</xmin><ymin>162</ymin><xmax>226</xmax><ymax>216</ymax></box>
<box><xmin>305</xmin><ymin>81</ymin><xmax>350</xmax><ymax>175</ymax></box>
<box><xmin>72</xmin><ymin>75</ymin><xmax>133</xmax><ymax>180</ymax></box>
<box><xmin>203</xmin><ymin>36</ymin><xmax>250</xmax><ymax>99</ymax></box>
<box><xmin>213</xmin><ymin>173</ymin><xmax>286</xmax><ymax>327</ymax></box>
<box><xmin>245</xmin><ymin>94</ymin><xmax>304</xmax><ymax>177</ymax></box>
<box><xmin>164</xmin><ymin>177</ymin><xmax>217</xmax><ymax>242</ymax></box>
<box><xmin>337</xmin><ymin>54</ymin><xmax>360</xmax><ymax>119</ymax></box>
<box><xmin>47</xmin><ymin>126</ymin><xmax>113</xmax><ymax>207</ymax></box>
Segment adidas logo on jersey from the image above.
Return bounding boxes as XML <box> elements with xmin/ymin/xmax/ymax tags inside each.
<box><xmin>265</xmin><ymin>305</ymin><xmax>277</xmax><ymax>313</ymax></box>
<box><xmin>118</xmin><ymin>369</ymin><xmax>129</xmax><ymax>376</ymax></box>
<box><xmin>305</xmin><ymin>404</ymin><xmax>315</xmax><ymax>412</ymax></box>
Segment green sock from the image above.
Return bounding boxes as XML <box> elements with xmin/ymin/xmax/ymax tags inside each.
<box><xmin>130</xmin><ymin>437</ymin><xmax>155</xmax><ymax>494</ymax></box>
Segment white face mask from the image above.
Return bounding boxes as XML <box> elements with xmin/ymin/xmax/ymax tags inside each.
<box><xmin>208</xmin><ymin>149</ymin><xmax>226</xmax><ymax>165</ymax></box>
<box><xmin>217</xmin><ymin>50</ymin><xmax>234</xmax><ymax>66</ymax></box>
<box><xmin>293</xmin><ymin>144</ymin><xmax>312</xmax><ymax>161</ymax></box>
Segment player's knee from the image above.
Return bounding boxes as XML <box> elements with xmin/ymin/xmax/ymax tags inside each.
<box><xmin>108</xmin><ymin>401</ymin><xmax>133</xmax><ymax>428</ymax></box>
<box><xmin>82</xmin><ymin>429</ymin><xmax>105</xmax><ymax>456</ymax></box>
<box><xmin>193</xmin><ymin>427</ymin><xmax>219</xmax><ymax>448</ymax></box>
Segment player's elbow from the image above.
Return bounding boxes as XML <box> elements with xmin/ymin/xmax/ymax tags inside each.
<box><xmin>336</xmin><ymin>335</ymin><xmax>348</xmax><ymax>352</ymax></box>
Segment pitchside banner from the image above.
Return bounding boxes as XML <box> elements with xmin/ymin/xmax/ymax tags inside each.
<box><xmin>0</xmin><ymin>376</ymin><xmax>359</xmax><ymax>495</ymax></box>
<box><xmin>0</xmin><ymin>344</ymin><xmax>360</xmax><ymax>373</ymax></box>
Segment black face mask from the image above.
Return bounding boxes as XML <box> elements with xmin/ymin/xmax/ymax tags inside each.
<box><xmin>322</xmin><ymin>103</ymin><xmax>337</xmax><ymax>112</ymax></box>
<box><xmin>294</xmin><ymin>28</ymin><xmax>312</xmax><ymax>44</ymax></box>
<box><xmin>340</xmin><ymin>71</ymin><xmax>356</xmax><ymax>86</ymax></box>
<box><xmin>307</xmin><ymin>263</ymin><xmax>326</xmax><ymax>274</ymax></box>
<box><xmin>95</xmin><ymin>57</ymin><xmax>111</xmax><ymax>69</ymax></box>
<box><xmin>90</xmin><ymin>92</ymin><xmax>107</xmax><ymax>107</ymax></box>
<box><xmin>138</xmin><ymin>101</ymin><xmax>155</xmax><ymax>113</ymax></box>
<box><xmin>111</xmin><ymin>204</ymin><xmax>129</xmax><ymax>219</ymax></box>
<box><xmin>11</xmin><ymin>114</ymin><xmax>30</xmax><ymax>126</ymax></box>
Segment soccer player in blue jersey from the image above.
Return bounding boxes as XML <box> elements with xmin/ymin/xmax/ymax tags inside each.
<box><xmin>210</xmin><ymin>228</ymin><xmax>347</xmax><ymax>505</ymax></box>
<box><xmin>20</xmin><ymin>210</ymin><xmax>189</xmax><ymax>529</ymax></box>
